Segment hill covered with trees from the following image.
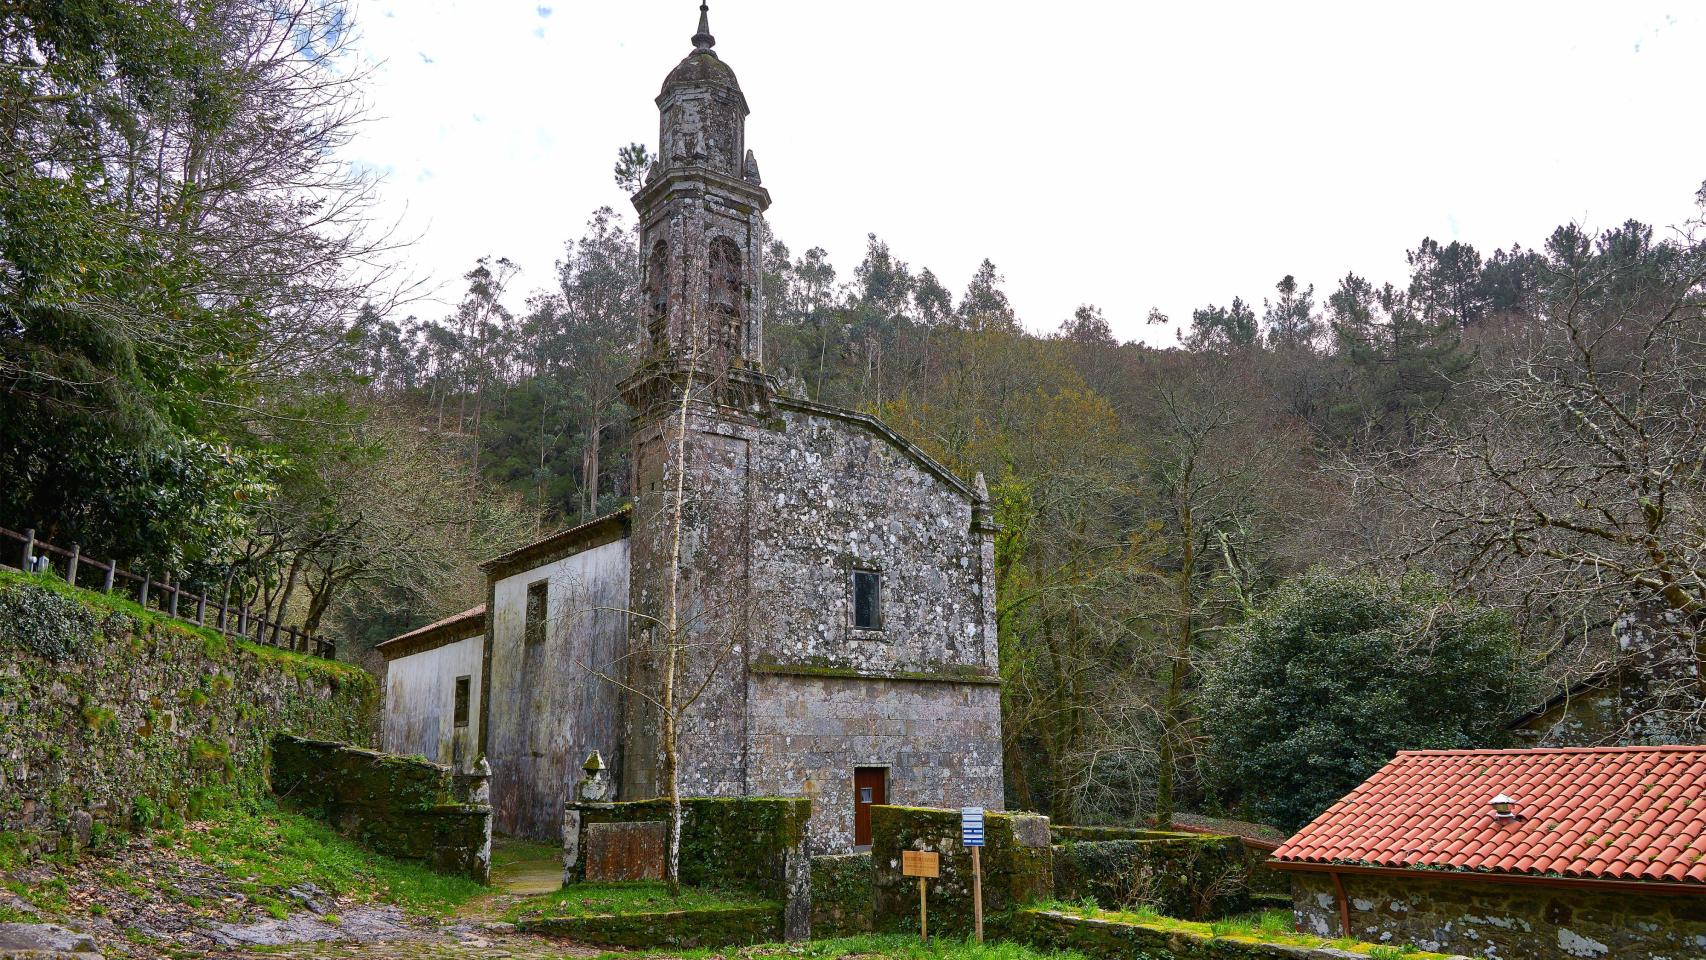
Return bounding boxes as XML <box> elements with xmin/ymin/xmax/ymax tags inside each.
<box><xmin>3</xmin><ymin>0</ymin><xmax>1700</xmax><ymax>829</ymax></box>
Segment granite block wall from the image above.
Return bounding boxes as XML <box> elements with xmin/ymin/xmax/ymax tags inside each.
<box><xmin>0</xmin><ymin>574</ymin><xmax>376</xmax><ymax>855</ymax></box>
<box><xmin>747</xmin><ymin>672</ymin><xmax>1003</xmax><ymax>854</ymax></box>
<box><xmin>1292</xmin><ymin>870</ymin><xmax>1706</xmax><ymax>959</ymax></box>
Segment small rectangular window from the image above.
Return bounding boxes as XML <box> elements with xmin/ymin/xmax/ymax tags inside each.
<box><xmin>525</xmin><ymin>580</ymin><xmax>548</xmax><ymax>646</ymax></box>
<box><xmin>453</xmin><ymin>676</ymin><xmax>471</xmax><ymax>727</ymax></box>
<box><xmin>852</xmin><ymin>569</ymin><xmax>882</xmax><ymax>630</ymax></box>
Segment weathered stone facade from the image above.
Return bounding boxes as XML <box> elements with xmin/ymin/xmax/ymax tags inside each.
<box><xmin>379</xmin><ymin>6</ymin><xmax>1004</xmax><ymax>851</ymax></box>
<box><xmin>617</xmin><ymin>11</ymin><xmax>1005</xmax><ymax>845</ymax></box>
<box><xmin>747</xmin><ymin>672</ymin><xmax>1002</xmax><ymax>853</ymax></box>
<box><xmin>379</xmin><ymin>619</ymin><xmax>483</xmax><ymax>773</ymax></box>
<box><xmin>483</xmin><ymin>524</ymin><xmax>629</xmax><ymax>840</ymax></box>
<box><xmin>1291</xmin><ymin>870</ymin><xmax>1706</xmax><ymax>960</ymax></box>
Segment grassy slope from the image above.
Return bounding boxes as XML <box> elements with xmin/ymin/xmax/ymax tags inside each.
<box><xmin>504</xmin><ymin>881</ymin><xmax>772</xmax><ymax>922</ymax></box>
<box><xmin>177</xmin><ymin>803</ymin><xmax>486</xmax><ymax>917</ymax></box>
<box><xmin>0</xmin><ymin>567</ymin><xmax>368</xmax><ymax>685</ymax></box>
<box><xmin>0</xmin><ymin>802</ymin><xmax>484</xmax><ymax>926</ymax></box>
<box><xmin>1035</xmin><ymin>901</ymin><xmax>1451</xmax><ymax>959</ymax></box>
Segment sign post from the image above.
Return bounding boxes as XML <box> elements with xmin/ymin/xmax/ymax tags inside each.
<box><xmin>961</xmin><ymin>807</ymin><xmax>985</xmax><ymax>943</ymax></box>
<box><xmin>901</xmin><ymin>850</ymin><xmax>940</xmax><ymax>942</ymax></box>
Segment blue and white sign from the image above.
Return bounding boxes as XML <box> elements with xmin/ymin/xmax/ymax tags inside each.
<box><xmin>960</xmin><ymin>806</ymin><xmax>985</xmax><ymax>847</ymax></box>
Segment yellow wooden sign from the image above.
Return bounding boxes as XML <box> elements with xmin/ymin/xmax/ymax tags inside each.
<box><xmin>901</xmin><ymin>850</ymin><xmax>940</xmax><ymax>878</ymax></box>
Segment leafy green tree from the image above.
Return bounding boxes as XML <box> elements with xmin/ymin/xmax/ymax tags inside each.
<box><xmin>1326</xmin><ymin>274</ymin><xmax>1468</xmax><ymax>445</ymax></box>
<box><xmin>1262</xmin><ymin>275</ymin><xmax>1319</xmax><ymax>349</ymax></box>
<box><xmin>1183</xmin><ymin>298</ymin><xmax>1257</xmax><ymax>352</ymax></box>
<box><xmin>1407</xmin><ymin>238</ymin><xmax>1488</xmax><ymax>329</ymax></box>
<box><xmin>1202</xmin><ymin>570</ymin><xmax>1535</xmax><ymax>830</ymax></box>
<box><xmin>958</xmin><ymin>259</ymin><xmax>1016</xmax><ymax>332</ymax></box>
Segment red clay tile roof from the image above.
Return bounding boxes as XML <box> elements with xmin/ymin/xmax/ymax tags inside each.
<box><xmin>1272</xmin><ymin>746</ymin><xmax>1706</xmax><ymax>885</ymax></box>
<box><xmin>375</xmin><ymin>604</ymin><xmax>485</xmax><ymax>660</ymax></box>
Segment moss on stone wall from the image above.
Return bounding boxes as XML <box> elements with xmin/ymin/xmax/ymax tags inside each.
<box><xmin>1006</xmin><ymin>907</ymin><xmax>1467</xmax><ymax>960</ymax></box>
<box><xmin>1292</xmin><ymin>869</ymin><xmax>1706</xmax><ymax>959</ymax></box>
<box><xmin>271</xmin><ymin>735</ymin><xmax>490</xmax><ymax>883</ymax></box>
<box><xmin>870</xmin><ymin>805</ymin><xmax>1053</xmax><ymax>938</ymax></box>
<box><xmin>1053</xmin><ymin>836</ymin><xmax>1252</xmax><ymax>920</ymax></box>
<box><xmin>811</xmin><ymin>852</ymin><xmax>874</xmax><ymax>937</ymax></box>
<box><xmin>0</xmin><ymin>572</ymin><xmax>377</xmax><ymax>855</ymax></box>
<box><xmin>570</xmin><ymin>796</ymin><xmax>809</xmax><ymax>900</ymax></box>
<box><xmin>1050</xmin><ymin>825</ymin><xmax>1197</xmax><ymax>843</ymax></box>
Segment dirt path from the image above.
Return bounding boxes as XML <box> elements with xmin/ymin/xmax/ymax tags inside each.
<box><xmin>2</xmin><ymin>834</ymin><xmax>597</xmax><ymax>959</ymax></box>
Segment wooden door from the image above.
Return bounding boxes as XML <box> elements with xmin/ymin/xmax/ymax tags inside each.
<box><xmin>853</xmin><ymin>767</ymin><xmax>887</xmax><ymax>847</ymax></box>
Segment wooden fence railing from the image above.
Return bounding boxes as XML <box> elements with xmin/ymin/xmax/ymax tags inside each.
<box><xmin>0</xmin><ymin>526</ymin><xmax>334</xmax><ymax>660</ymax></box>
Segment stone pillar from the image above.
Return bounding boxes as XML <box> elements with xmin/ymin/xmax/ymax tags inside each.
<box><xmin>563</xmin><ymin>751</ymin><xmax>615</xmax><ymax>883</ymax></box>
<box><xmin>452</xmin><ymin>759</ymin><xmax>493</xmax><ymax>885</ymax></box>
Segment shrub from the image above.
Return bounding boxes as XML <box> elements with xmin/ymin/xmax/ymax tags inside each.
<box><xmin>0</xmin><ymin>582</ymin><xmax>97</xmax><ymax>661</ymax></box>
<box><xmin>1202</xmin><ymin>570</ymin><xmax>1536</xmax><ymax>831</ymax></box>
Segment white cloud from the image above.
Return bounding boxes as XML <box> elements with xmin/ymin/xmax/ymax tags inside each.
<box><xmin>343</xmin><ymin>1</ymin><xmax>1705</xmax><ymax>343</ymax></box>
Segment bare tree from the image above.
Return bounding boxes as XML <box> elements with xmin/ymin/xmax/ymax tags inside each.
<box><xmin>1357</xmin><ymin>199</ymin><xmax>1706</xmax><ymax>732</ymax></box>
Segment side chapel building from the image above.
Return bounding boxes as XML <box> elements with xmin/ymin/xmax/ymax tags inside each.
<box><xmin>379</xmin><ymin>5</ymin><xmax>1004</xmax><ymax>854</ymax></box>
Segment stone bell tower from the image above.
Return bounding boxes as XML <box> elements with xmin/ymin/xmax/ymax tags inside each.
<box><xmin>621</xmin><ymin>2</ymin><xmax>774</xmax><ymax>417</ymax></box>
<box><xmin>618</xmin><ymin>3</ymin><xmax>769</xmax><ymax>803</ymax></box>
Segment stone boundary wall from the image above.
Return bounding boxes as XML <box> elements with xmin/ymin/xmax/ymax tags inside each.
<box><xmin>810</xmin><ymin>852</ymin><xmax>873</xmax><ymax>937</ymax></box>
<box><xmin>1053</xmin><ymin>824</ymin><xmax>1288</xmax><ymax>899</ymax></box>
<box><xmin>271</xmin><ymin>735</ymin><xmax>491</xmax><ymax>883</ymax></box>
<box><xmin>871</xmin><ymin>805</ymin><xmax>1053</xmax><ymax>938</ymax></box>
<box><xmin>564</xmin><ymin>796</ymin><xmax>810</xmax><ymax>939</ymax></box>
<box><xmin>1051</xmin><ymin>825</ymin><xmax>1193</xmax><ymax>842</ymax></box>
<box><xmin>0</xmin><ymin>575</ymin><xmax>376</xmax><ymax>856</ymax></box>
<box><xmin>1291</xmin><ymin>869</ymin><xmax>1706</xmax><ymax>960</ymax></box>
<box><xmin>518</xmin><ymin>903</ymin><xmax>783</xmax><ymax>948</ymax></box>
<box><xmin>1006</xmin><ymin>908</ymin><xmax>1470</xmax><ymax>960</ymax></box>
<box><xmin>1052</xmin><ymin>835</ymin><xmax>1252</xmax><ymax>920</ymax></box>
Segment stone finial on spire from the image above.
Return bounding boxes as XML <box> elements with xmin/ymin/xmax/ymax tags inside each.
<box><xmin>692</xmin><ymin>2</ymin><xmax>716</xmax><ymax>54</ymax></box>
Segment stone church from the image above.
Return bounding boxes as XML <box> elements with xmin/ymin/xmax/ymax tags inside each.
<box><xmin>379</xmin><ymin>5</ymin><xmax>1004</xmax><ymax>854</ymax></box>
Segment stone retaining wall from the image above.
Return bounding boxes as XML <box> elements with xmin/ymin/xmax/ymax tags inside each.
<box><xmin>1291</xmin><ymin>869</ymin><xmax>1706</xmax><ymax>960</ymax></box>
<box><xmin>871</xmin><ymin>804</ymin><xmax>1052</xmax><ymax>938</ymax></box>
<box><xmin>811</xmin><ymin>852</ymin><xmax>873</xmax><ymax>937</ymax></box>
<box><xmin>1007</xmin><ymin>908</ymin><xmax>1469</xmax><ymax>960</ymax></box>
<box><xmin>1053</xmin><ymin>835</ymin><xmax>1252</xmax><ymax>919</ymax></box>
<box><xmin>270</xmin><ymin>735</ymin><xmax>491</xmax><ymax>883</ymax></box>
<box><xmin>0</xmin><ymin>575</ymin><xmax>376</xmax><ymax>856</ymax></box>
<box><xmin>564</xmin><ymin>796</ymin><xmax>811</xmax><ymax>939</ymax></box>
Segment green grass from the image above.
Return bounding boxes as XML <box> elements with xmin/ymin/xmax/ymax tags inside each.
<box><xmin>0</xmin><ymin>567</ymin><xmax>365</xmax><ymax>683</ymax></box>
<box><xmin>489</xmin><ymin>835</ymin><xmax>562</xmax><ymax>869</ymax></box>
<box><xmin>168</xmin><ymin>802</ymin><xmax>485</xmax><ymax>917</ymax></box>
<box><xmin>598</xmin><ymin>933</ymin><xmax>1091</xmax><ymax>960</ymax></box>
<box><xmin>504</xmin><ymin>881</ymin><xmax>771</xmax><ymax>922</ymax></box>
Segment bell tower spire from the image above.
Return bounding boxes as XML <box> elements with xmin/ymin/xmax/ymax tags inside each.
<box><xmin>692</xmin><ymin>2</ymin><xmax>715</xmax><ymax>53</ymax></box>
<box><xmin>621</xmin><ymin>1</ymin><xmax>773</xmax><ymax>418</ymax></box>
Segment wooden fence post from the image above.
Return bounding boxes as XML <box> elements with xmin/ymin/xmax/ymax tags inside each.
<box><xmin>237</xmin><ymin>607</ymin><xmax>247</xmax><ymax>637</ymax></box>
<box><xmin>67</xmin><ymin>543</ymin><xmax>80</xmax><ymax>587</ymax></box>
<box><xmin>270</xmin><ymin>618</ymin><xmax>282</xmax><ymax>647</ymax></box>
<box><xmin>195</xmin><ymin>592</ymin><xmax>206</xmax><ymax>626</ymax></box>
<box><xmin>139</xmin><ymin>574</ymin><xmax>151</xmax><ymax>609</ymax></box>
<box><xmin>21</xmin><ymin>528</ymin><xmax>34</xmax><ymax>570</ymax></box>
<box><xmin>101</xmin><ymin>562</ymin><xmax>114</xmax><ymax>593</ymax></box>
<box><xmin>167</xmin><ymin>574</ymin><xmax>179</xmax><ymax>617</ymax></box>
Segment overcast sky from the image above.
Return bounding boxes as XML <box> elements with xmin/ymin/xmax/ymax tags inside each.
<box><xmin>344</xmin><ymin>1</ymin><xmax>1704</xmax><ymax>345</ymax></box>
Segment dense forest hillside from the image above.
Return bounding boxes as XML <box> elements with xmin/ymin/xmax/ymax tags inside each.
<box><xmin>2</xmin><ymin>1</ymin><xmax>1701</xmax><ymax>828</ymax></box>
